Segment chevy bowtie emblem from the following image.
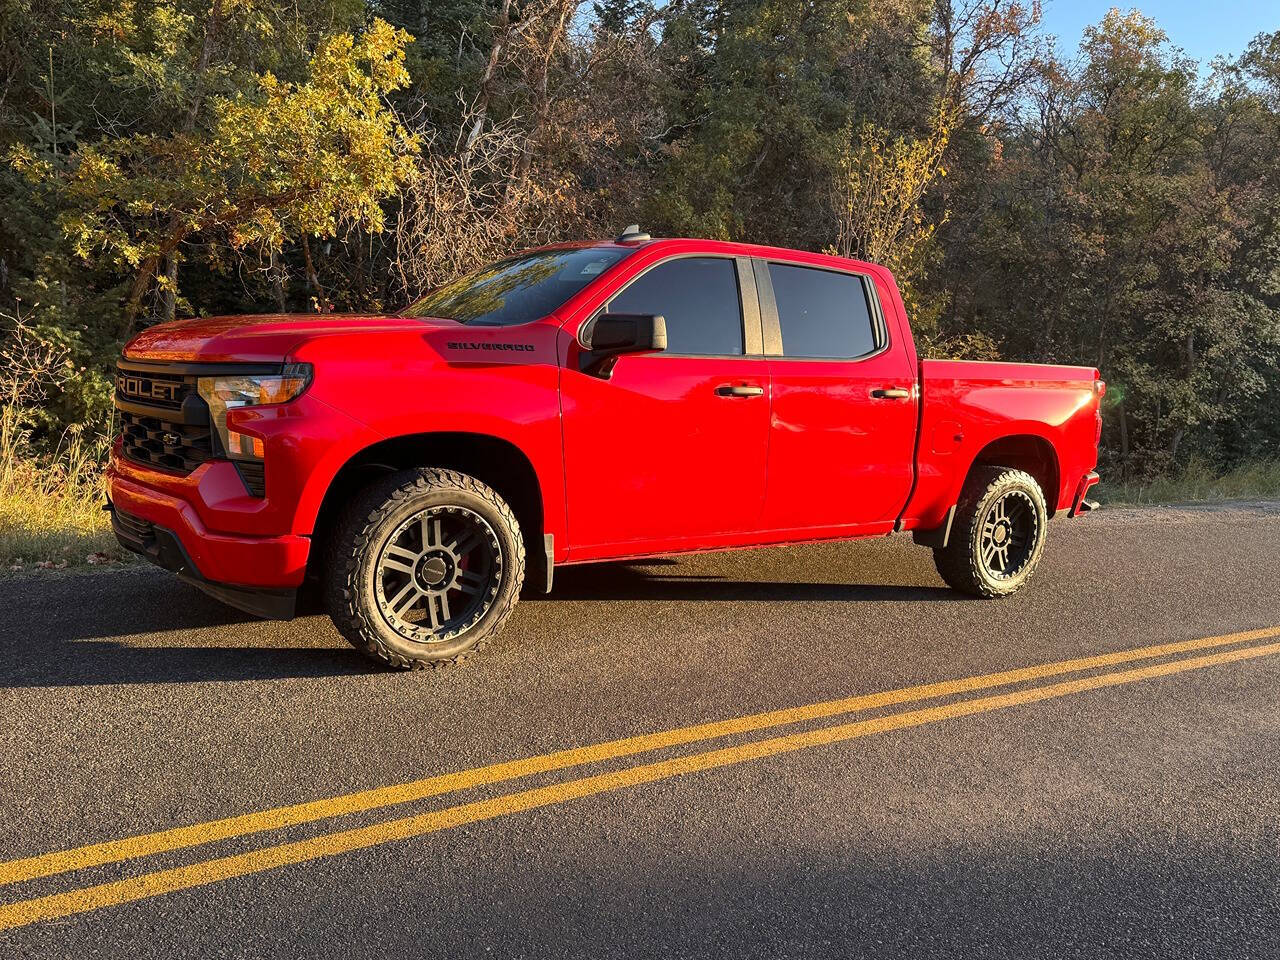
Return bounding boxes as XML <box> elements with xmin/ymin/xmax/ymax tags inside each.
<box><xmin>160</xmin><ymin>432</ymin><xmax>182</xmax><ymax>447</ymax></box>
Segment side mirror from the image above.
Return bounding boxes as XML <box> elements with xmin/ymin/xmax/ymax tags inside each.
<box><xmin>579</xmin><ymin>313</ymin><xmax>667</xmax><ymax>378</ymax></box>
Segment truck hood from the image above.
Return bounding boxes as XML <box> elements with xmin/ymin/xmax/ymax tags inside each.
<box><xmin>124</xmin><ymin>313</ymin><xmax>454</xmax><ymax>363</ymax></box>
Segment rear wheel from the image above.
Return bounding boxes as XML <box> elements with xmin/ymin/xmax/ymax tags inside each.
<box><xmin>326</xmin><ymin>468</ymin><xmax>525</xmax><ymax>669</ymax></box>
<box><xmin>932</xmin><ymin>467</ymin><xmax>1047</xmax><ymax>598</ymax></box>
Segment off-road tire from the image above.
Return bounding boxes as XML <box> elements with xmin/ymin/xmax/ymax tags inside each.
<box><xmin>932</xmin><ymin>467</ymin><xmax>1048</xmax><ymax>598</ymax></box>
<box><xmin>325</xmin><ymin>468</ymin><xmax>525</xmax><ymax>670</ymax></box>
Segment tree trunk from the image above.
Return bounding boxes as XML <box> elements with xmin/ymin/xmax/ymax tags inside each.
<box><xmin>354</xmin><ymin>231</ymin><xmax>368</xmax><ymax>305</ymax></box>
<box><xmin>514</xmin><ymin>0</ymin><xmax>575</xmax><ymax>186</ymax></box>
<box><xmin>301</xmin><ymin>235</ymin><xmax>328</xmax><ymax>312</ymax></box>
<box><xmin>269</xmin><ymin>247</ymin><xmax>287</xmax><ymax>312</ymax></box>
<box><xmin>123</xmin><ymin>217</ymin><xmax>190</xmax><ymax>333</ymax></box>
<box><xmin>123</xmin><ymin>255</ymin><xmax>161</xmax><ymax>331</ymax></box>
<box><xmin>123</xmin><ymin>0</ymin><xmax>223</xmax><ymax>331</ymax></box>
<box><xmin>1118</xmin><ymin>400</ymin><xmax>1130</xmax><ymax>462</ymax></box>
<box><xmin>463</xmin><ymin>0</ymin><xmax>514</xmax><ymax>160</ymax></box>
<box><xmin>185</xmin><ymin>0</ymin><xmax>224</xmax><ymax>129</ymax></box>
<box><xmin>161</xmin><ymin>253</ymin><xmax>178</xmax><ymax>323</ymax></box>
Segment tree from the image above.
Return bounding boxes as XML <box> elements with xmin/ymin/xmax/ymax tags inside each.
<box><xmin>648</xmin><ymin>0</ymin><xmax>877</xmax><ymax>245</ymax></box>
<box><xmin>829</xmin><ymin>101</ymin><xmax>956</xmax><ymax>306</ymax></box>
<box><xmin>929</xmin><ymin>13</ymin><xmax>1280</xmax><ymax>470</ymax></box>
<box><xmin>593</xmin><ymin>0</ymin><xmax>645</xmax><ymax>34</ymax></box>
<box><xmin>0</xmin><ymin>1</ymin><xmax>1277</xmax><ymax>477</ymax></box>
<box><xmin>14</xmin><ymin>17</ymin><xmax>418</xmax><ymax>331</ymax></box>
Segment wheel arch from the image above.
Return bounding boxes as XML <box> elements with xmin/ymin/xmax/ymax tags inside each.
<box><xmin>306</xmin><ymin>431</ymin><xmax>549</xmax><ymax>584</ymax></box>
<box><xmin>964</xmin><ymin>433</ymin><xmax>1061</xmax><ymax>511</ymax></box>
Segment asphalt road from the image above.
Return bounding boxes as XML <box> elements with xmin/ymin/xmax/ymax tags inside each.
<box><xmin>1</xmin><ymin>503</ymin><xmax>1279</xmax><ymax>958</ymax></box>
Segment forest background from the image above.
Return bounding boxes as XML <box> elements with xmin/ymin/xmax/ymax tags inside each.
<box><xmin>2</xmin><ymin>0</ymin><xmax>1278</xmax><ymax>564</ymax></box>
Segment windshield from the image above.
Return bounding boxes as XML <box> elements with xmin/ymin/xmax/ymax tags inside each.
<box><xmin>402</xmin><ymin>247</ymin><xmax>633</xmax><ymax>325</ymax></box>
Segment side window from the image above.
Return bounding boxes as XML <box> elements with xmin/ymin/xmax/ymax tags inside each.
<box><xmin>608</xmin><ymin>257</ymin><xmax>744</xmax><ymax>356</ymax></box>
<box><xmin>768</xmin><ymin>263</ymin><xmax>879</xmax><ymax>359</ymax></box>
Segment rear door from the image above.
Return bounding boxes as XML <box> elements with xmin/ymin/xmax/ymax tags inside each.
<box><xmin>561</xmin><ymin>255</ymin><xmax>771</xmax><ymax>558</ymax></box>
<box><xmin>758</xmin><ymin>259</ymin><xmax>918</xmax><ymax>532</ymax></box>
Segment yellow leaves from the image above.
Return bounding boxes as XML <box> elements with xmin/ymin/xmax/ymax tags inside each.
<box><xmin>7</xmin><ymin>145</ymin><xmax>53</xmax><ymax>183</ymax></box>
<box><xmin>146</xmin><ymin>3</ymin><xmax>196</xmax><ymax>58</ymax></box>
<box><xmin>361</xmin><ymin>19</ymin><xmax>413</xmax><ymax>91</ymax></box>
<box><xmin>87</xmin><ymin>0</ymin><xmax>137</xmax><ymax>43</ymax></box>
<box><xmin>830</xmin><ymin>97</ymin><xmax>958</xmax><ymax>315</ymax></box>
<box><xmin>46</xmin><ymin>17</ymin><xmax>418</xmax><ymax>279</ymax></box>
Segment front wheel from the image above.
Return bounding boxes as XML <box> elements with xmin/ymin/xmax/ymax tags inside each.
<box><xmin>325</xmin><ymin>468</ymin><xmax>525</xmax><ymax>669</ymax></box>
<box><xmin>932</xmin><ymin>467</ymin><xmax>1048</xmax><ymax>598</ymax></box>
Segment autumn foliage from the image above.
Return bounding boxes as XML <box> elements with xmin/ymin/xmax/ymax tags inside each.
<box><xmin>0</xmin><ymin>0</ymin><xmax>1277</xmax><ymax>481</ymax></box>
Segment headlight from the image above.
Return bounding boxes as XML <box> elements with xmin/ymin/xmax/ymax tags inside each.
<box><xmin>197</xmin><ymin>363</ymin><xmax>312</xmax><ymax>459</ymax></box>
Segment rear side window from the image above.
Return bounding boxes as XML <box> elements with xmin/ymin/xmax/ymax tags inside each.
<box><xmin>608</xmin><ymin>257</ymin><xmax>744</xmax><ymax>356</ymax></box>
<box><xmin>768</xmin><ymin>263</ymin><xmax>878</xmax><ymax>359</ymax></box>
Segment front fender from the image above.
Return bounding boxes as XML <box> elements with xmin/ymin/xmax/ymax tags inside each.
<box><xmin>288</xmin><ymin>326</ymin><xmax>567</xmax><ymax>545</ymax></box>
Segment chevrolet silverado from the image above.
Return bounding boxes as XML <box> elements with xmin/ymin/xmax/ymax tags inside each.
<box><xmin>108</xmin><ymin>228</ymin><xmax>1103</xmax><ymax>669</ymax></box>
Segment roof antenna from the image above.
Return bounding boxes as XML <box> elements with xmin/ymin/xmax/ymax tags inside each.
<box><xmin>615</xmin><ymin>224</ymin><xmax>651</xmax><ymax>242</ymax></box>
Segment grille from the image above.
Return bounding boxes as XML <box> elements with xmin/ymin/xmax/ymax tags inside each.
<box><xmin>113</xmin><ymin>507</ymin><xmax>155</xmax><ymax>545</ymax></box>
<box><xmin>114</xmin><ymin>361</ymin><xmax>273</xmax><ymax>491</ymax></box>
<box><xmin>235</xmin><ymin>461</ymin><xmax>266</xmax><ymax>497</ymax></box>
<box><xmin>119</xmin><ymin>410</ymin><xmax>213</xmax><ymax>473</ymax></box>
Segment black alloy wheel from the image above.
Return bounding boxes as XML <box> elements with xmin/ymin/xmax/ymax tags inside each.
<box><xmin>932</xmin><ymin>466</ymin><xmax>1048</xmax><ymax>598</ymax></box>
<box><xmin>978</xmin><ymin>488</ymin><xmax>1038</xmax><ymax>581</ymax></box>
<box><xmin>374</xmin><ymin>505</ymin><xmax>502</xmax><ymax>644</ymax></box>
<box><xmin>326</xmin><ymin>468</ymin><xmax>525</xmax><ymax>670</ymax></box>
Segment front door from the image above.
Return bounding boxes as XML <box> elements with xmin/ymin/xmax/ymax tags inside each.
<box><xmin>561</xmin><ymin>255</ymin><xmax>771</xmax><ymax>559</ymax></box>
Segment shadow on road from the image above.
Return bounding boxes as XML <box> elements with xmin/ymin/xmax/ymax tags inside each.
<box><xmin>538</xmin><ymin>562</ymin><xmax>957</xmax><ymax>603</ymax></box>
<box><xmin>0</xmin><ymin>547</ymin><xmax>954</xmax><ymax>687</ymax></box>
<box><xmin>0</xmin><ymin>570</ymin><xmax>376</xmax><ymax>688</ymax></box>
<box><xmin>0</xmin><ymin>640</ymin><xmax>377</xmax><ymax>688</ymax></box>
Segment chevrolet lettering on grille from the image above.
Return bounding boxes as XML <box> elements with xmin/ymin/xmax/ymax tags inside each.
<box><xmin>118</xmin><ymin>375</ymin><xmax>181</xmax><ymax>403</ymax></box>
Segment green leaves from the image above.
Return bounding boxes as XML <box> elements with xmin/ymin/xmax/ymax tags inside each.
<box><xmin>39</xmin><ymin>16</ymin><xmax>418</xmax><ymax>309</ymax></box>
<box><xmin>937</xmin><ymin>17</ymin><xmax>1280</xmax><ymax>471</ymax></box>
<box><xmin>1</xmin><ymin>0</ymin><xmax>1279</xmax><ymax>473</ymax></box>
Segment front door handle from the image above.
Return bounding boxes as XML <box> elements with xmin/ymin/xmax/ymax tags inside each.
<box><xmin>870</xmin><ymin>387</ymin><xmax>911</xmax><ymax>399</ymax></box>
<box><xmin>715</xmin><ymin>384</ymin><xmax>765</xmax><ymax>398</ymax></box>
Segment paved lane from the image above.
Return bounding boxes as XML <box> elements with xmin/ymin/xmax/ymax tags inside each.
<box><xmin>1</xmin><ymin>503</ymin><xmax>1278</xmax><ymax>957</ymax></box>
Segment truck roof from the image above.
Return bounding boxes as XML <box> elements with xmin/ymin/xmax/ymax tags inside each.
<box><xmin>521</xmin><ymin>236</ymin><xmax>889</xmax><ymax>278</ymax></box>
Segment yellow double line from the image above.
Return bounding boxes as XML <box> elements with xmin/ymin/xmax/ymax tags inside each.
<box><xmin>2</xmin><ymin>625</ymin><xmax>1278</xmax><ymax>931</ymax></box>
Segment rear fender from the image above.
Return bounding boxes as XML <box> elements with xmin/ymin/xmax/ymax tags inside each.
<box><xmin>904</xmin><ymin>367</ymin><xmax>1098</xmax><ymax>531</ymax></box>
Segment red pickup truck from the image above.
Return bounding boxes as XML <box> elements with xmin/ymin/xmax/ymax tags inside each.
<box><xmin>108</xmin><ymin>229</ymin><xmax>1103</xmax><ymax>669</ymax></box>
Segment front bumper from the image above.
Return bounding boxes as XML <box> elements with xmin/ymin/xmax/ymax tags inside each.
<box><xmin>106</xmin><ymin>445</ymin><xmax>311</xmax><ymax>622</ymax></box>
<box><xmin>106</xmin><ymin>450</ymin><xmax>311</xmax><ymax>587</ymax></box>
<box><xmin>108</xmin><ymin>498</ymin><xmax>299</xmax><ymax>619</ymax></box>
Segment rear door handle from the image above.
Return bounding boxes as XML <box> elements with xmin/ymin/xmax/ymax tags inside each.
<box><xmin>870</xmin><ymin>387</ymin><xmax>911</xmax><ymax>399</ymax></box>
<box><xmin>715</xmin><ymin>384</ymin><xmax>765</xmax><ymax>398</ymax></box>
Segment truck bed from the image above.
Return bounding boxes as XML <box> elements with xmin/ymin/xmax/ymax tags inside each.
<box><xmin>903</xmin><ymin>359</ymin><xmax>1103</xmax><ymax>532</ymax></box>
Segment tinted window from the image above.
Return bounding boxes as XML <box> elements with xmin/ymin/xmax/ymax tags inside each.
<box><xmin>608</xmin><ymin>258</ymin><xmax>743</xmax><ymax>356</ymax></box>
<box><xmin>404</xmin><ymin>247</ymin><xmax>631</xmax><ymax>326</ymax></box>
<box><xmin>768</xmin><ymin>263</ymin><xmax>878</xmax><ymax>358</ymax></box>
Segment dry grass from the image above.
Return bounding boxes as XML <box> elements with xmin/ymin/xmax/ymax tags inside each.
<box><xmin>1097</xmin><ymin>459</ymin><xmax>1280</xmax><ymax>507</ymax></box>
<box><xmin>0</xmin><ymin>422</ymin><xmax>127</xmax><ymax>573</ymax></box>
<box><xmin>0</xmin><ymin>311</ymin><xmax>128</xmax><ymax>574</ymax></box>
